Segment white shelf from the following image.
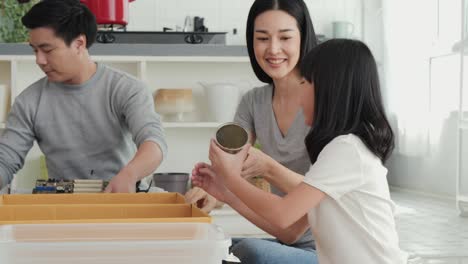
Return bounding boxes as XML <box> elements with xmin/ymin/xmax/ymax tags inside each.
<box><xmin>0</xmin><ymin>55</ymin><xmax>250</xmax><ymax>63</ymax></box>
<box><xmin>0</xmin><ymin>55</ymin><xmax>35</xmax><ymax>61</ymax></box>
<box><xmin>163</xmin><ymin>122</ymin><xmax>221</xmax><ymax>128</ymax></box>
<box><xmin>0</xmin><ymin>122</ymin><xmax>220</xmax><ymax>129</ymax></box>
<box><xmin>136</xmin><ymin>56</ymin><xmax>249</xmax><ymax>63</ymax></box>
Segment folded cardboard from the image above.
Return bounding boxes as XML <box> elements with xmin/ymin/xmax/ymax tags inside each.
<box><xmin>0</xmin><ymin>192</ymin><xmax>186</xmax><ymax>205</ymax></box>
<box><xmin>0</xmin><ymin>204</ymin><xmax>210</xmax><ymax>224</ymax></box>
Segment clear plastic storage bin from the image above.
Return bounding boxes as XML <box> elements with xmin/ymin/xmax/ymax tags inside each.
<box><xmin>0</xmin><ymin>222</ymin><xmax>231</xmax><ymax>264</ymax></box>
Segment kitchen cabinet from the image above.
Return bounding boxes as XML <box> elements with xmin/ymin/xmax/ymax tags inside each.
<box><xmin>0</xmin><ymin>44</ymin><xmax>260</xmax><ymax>189</ymax></box>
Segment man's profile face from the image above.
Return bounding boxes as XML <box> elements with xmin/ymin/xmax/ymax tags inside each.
<box><xmin>28</xmin><ymin>27</ymin><xmax>81</xmax><ymax>84</ymax></box>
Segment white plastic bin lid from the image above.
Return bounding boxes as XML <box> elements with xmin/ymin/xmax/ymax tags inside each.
<box><xmin>0</xmin><ymin>222</ymin><xmax>231</xmax><ymax>264</ymax></box>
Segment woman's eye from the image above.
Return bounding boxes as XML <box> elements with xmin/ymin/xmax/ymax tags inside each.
<box><xmin>256</xmin><ymin>37</ymin><xmax>268</xmax><ymax>41</ymax></box>
<box><xmin>281</xmin><ymin>37</ymin><xmax>292</xmax><ymax>41</ymax></box>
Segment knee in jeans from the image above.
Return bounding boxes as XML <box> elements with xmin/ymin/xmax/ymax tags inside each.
<box><xmin>231</xmin><ymin>239</ymin><xmax>267</xmax><ymax>263</ymax></box>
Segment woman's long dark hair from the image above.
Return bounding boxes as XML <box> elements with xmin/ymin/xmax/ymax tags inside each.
<box><xmin>301</xmin><ymin>39</ymin><xmax>394</xmax><ymax>164</ymax></box>
<box><xmin>246</xmin><ymin>0</ymin><xmax>317</xmax><ymax>84</ymax></box>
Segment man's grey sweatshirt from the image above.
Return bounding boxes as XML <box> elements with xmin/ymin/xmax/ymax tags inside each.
<box><xmin>0</xmin><ymin>63</ymin><xmax>167</xmax><ymax>186</ymax></box>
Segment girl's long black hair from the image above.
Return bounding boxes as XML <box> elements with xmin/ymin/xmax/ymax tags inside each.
<box><xmin>301</xmin><ymin>39</ymin><xmax>394</xmax><ymax>164</ymax></box>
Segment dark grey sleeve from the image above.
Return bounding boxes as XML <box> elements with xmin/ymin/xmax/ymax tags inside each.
<box><xmin>0</xmin><ymin>96</ymin><xmax>36</xmax><ymax>187</ymax></box>
<box><xmin>117</xmin><ymin>78</ymin><xmax>168</xmax><ymax>159</ymax></box>
<box><xmin>234</xmin><ymin>90</ymin><xmax>255</xmax><ymax>136</ymax></box>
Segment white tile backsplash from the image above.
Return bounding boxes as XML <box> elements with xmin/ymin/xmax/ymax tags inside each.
<box><xmin>128</xmin><ymin>0</ymin><xmax>157</xmax><ymax>31</ymax></box>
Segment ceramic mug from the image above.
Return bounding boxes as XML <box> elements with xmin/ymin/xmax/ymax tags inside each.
<box><xmin>215</xmin><ymin>122</ymin><xmax>249</xmax><ymax>154</ymax></box>
<box><xmin>332</xmin><ymin>21</ymin><xmax>354</xmax><ymax>39</ymax></box>
<box><xmin>200</xmin><ymin>82</ymin><xmax>240</xmax><ymax>123</ymax></box>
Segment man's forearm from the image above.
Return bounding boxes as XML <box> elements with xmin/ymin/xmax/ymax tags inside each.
<box><xmin>122</xmin><ymin>141</ymin><xmax>163</xmax><ymax>181</ymax></box>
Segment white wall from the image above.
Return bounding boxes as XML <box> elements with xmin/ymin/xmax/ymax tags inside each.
<box><xmin>127</xmin><ymin>0</ymin><xmax>365</xmax><ymax>45</ymax></box>
<box><xmin>382</xmin><ymin>0</ymin><xmax>463</xmax><ymax>197</ymax></box>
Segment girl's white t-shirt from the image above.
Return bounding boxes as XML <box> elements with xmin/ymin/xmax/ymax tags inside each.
<box><xmin>303</xmin><ymin>134</ymin><xmax>407</xmax><ymax>264</ymax></box>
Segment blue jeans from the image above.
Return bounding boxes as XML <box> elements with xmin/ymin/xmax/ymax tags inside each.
<box><xmin>230</xmin><ymin>238</ymin><xmax>318</xmax><ymax>264</ymax></box>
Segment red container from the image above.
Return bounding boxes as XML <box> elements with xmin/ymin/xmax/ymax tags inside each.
<box><xmin>80</xmin><ymin>0</ymin><xmax>135</xmax><ymax>26</ymax></box>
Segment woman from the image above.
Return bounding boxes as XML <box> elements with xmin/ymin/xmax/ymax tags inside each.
<box><xmin>186</xmin><ymin>0</ymin><xmax>318</xmax><ymax>263</ymax></box>
<box><xmin>193</xmin><ymin>39</ymin><xmax>408</xmax><ymax>264</ymax></box>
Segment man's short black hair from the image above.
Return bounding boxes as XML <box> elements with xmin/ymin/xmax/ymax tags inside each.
<box><xmin>22</xmin><ymin>0</ymin><xmax>97</xmax><ymax>48</ymax></box>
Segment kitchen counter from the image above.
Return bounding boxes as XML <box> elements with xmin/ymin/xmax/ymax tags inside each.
<box><xmin>0</xmin><ymin>43</ymin><xmax>248</xmax><ymax>57</ymax></box>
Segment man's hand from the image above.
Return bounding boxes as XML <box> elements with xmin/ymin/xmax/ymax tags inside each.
<box><xmin>185</xmin><ymin>186</ymin><xmax>218</xmax><ymax>213</ymax></box>
<box><xmin>104</xmin><ymin>168</ymin><xmax>137</xmax><ymax>193</ymax></box>
<box><xmin>104</xmin><ymin>141</ymin><xmax>163</xmax><ymax>193</ymax></box>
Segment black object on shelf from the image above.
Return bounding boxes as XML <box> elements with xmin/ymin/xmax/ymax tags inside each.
<box><xmin>95</xmin><ymin>31</ymin><xmax>227</xmax><ymax>45</ymax></box>
<box><xmin>194</xmin><ymin>16</ymin><xmax>208</xmax><ymax>33</ymax></box>
<box><xmin>96</xmin><ymin>32</ymin><xmax>116</xmax><ymax>44</ymax></box>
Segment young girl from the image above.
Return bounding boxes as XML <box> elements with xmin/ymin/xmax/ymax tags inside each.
<box><xmin>192</xmin><ymin>39</ymin><xmax>408</xmax><ymax>263</ymax></box>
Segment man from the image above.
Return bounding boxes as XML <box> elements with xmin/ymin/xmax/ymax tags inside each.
<box><xmin>0</xmin><ymin>0</ymin><xmax>167</xmax><ymax>192</ymax></box>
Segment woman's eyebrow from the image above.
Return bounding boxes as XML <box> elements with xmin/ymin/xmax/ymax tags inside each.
<box><xmin>254</xmin><ymin>28</ymin><xmax>295</xmax><ymax>33</ymax></box>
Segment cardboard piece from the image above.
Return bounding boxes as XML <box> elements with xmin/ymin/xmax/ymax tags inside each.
<box><xmin>0</xmin><ymin>193</ymin><xmax>210</xmax><ymax>224</ymax></box>
<box><xmin>0</xmin><ymin>204</ymin><xmax>210</xmax><ymax>224</ymax></box>
<box><xmin>0</xmin><ymin>192</ymin><xmax>187</xmax><ymax>205</ymax></box>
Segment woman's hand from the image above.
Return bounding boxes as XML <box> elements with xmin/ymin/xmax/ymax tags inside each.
<box><xmin>208</xmin><ymin>139</ymin><xmax>251</xmax><ymax>183</ymax></box>
<box><xmin>191</xmin><ymin>162</ymin><xmax>234</xmax><ymax>204</ymax></box>
<box><xmin>241</xmin><ymin>147</ymin><xmax>272</xmax><ymax>180</ymax></box>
